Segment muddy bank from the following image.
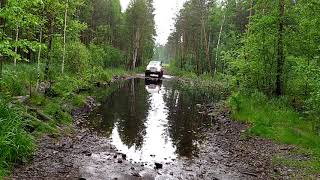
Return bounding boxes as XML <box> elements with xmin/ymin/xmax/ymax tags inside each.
<box><xmin>12</xmin><ymin>77</ymin><xmax>298</xmax><ymax>180</ymax></box>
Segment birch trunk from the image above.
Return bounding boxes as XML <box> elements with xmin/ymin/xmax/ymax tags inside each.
<box><xmin>132</xmin><ymin>29</ymin><xmax>140</xmax><ymax>69</ymax></box>
<box><xmin>201</xmin><ymin>19</ymin><xmax>211</xmax><ymax>73</ymax></box>
<box><xmin>215</xmin><ymin>13</ymin><xmax>226</xmax><ymax>74</ymax></box>
<box><xmin>62</xmin><ymin>0</ymin><xmax>68</xmax><ymax>74</ymax></box>
<box><xmin>247</xmin><ymin>0</ymin><xmax>253</xmax><ymax>35</ymax></box>
<box><xmin>275</xmin><ymin>0</ymin><xmax>285</xmax><ymax>96</ymax></box>
<box><xmin>14</xmin><ymin>25</ymin><xmax>19</xmax><ymax>66</ymax></box>
<box><xmin>36</xmin><ymin>29</ymin><xmax>43</xmax><ymax>90</ymax></box>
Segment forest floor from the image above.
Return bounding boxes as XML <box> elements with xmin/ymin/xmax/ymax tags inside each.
<box><xmin>10</xmin><ymin>75</ymin><xmax>312</xmax><ymax>180</ymax></box>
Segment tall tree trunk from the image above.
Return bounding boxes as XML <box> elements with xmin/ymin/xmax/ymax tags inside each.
<box><xmin>44</xmin><ymin>15</ymin><xmax>54</xmax><ymax>81</ymax></box>
<box><xmin>62</xmin><ymin>0</ymin><xmax>68</xmax><ymax>74</ymax></box>
<box><xmin>195</xmin><ymin>49</ymin><xmax>199</xmax><ymax>74</ymax></box>
<box><xmin>247</xmin><ymin>0</ymin><xmax>254</xmax><ymax>35</ymax></box>
<box><xmin>180</xmin><ymin>33</ymin><xmax>184</xmax><ymax>69</ymax></box>
<box><xmin>132</xmin><ymin>29</ymin><xmax>140</xmax><ymax>69</ymax></box>
<box><xmin>275</xmin><ymin>0</ymin><xmax>285</xmax><ymax>96</ymax></box>
<box><xmin>244</xmin><ymin>0</ymin><xmax>254</xmax><ymax>62</ymax></box>
<box><xmin>215</xmin><ymin>13</ymin><xmax>226</xmax><ymax>74</ymax></box>
<box><xmin>202</xmin><ymin>19</ymin><xmax>211</xmax><ymax>73</ymax></box>
<box><xmin>0</xmin><ymin>0</ymin><xmax>6</xmax><ymax>90</ymax></box>
<box><xmin>14</xmin><ymin>25</ymin><xmax>19</xmax><ymax>66</ymax></box>
<box><xmin>36</xmin><ymin>29</ymin><xmax>43</xmax><ymax>90</ymax></box>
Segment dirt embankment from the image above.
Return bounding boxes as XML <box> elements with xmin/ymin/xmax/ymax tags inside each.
<box><xmin>11</xmin><ymin>77</ymin><xmax>300</xmax><ymax>180</ymax></box>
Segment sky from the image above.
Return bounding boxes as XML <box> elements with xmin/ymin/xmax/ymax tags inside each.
<box><xmin>120</xmin><ymin>0</ymin><xmax>187</xmax><ymax>45</ymax></box>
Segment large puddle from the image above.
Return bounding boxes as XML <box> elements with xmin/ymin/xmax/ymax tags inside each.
<box><xmin>84</xmin><ymin>77</ymin><xmax>218</xmax><ymax>166</ymax></box>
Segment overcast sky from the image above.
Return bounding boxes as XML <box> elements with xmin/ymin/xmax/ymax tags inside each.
<box><xmin>120</xmin><ymin>0</ymin><xmax>187</xmax><ymax>45</ymax></box>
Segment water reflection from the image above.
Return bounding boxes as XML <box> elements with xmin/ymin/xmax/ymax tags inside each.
<box><xmin>87</xmin><ymin>78</ymin><xmax>213</xmax><ymax>164</ymax></box>
<box><xmin>145</xmin><ymin>78</ymin><xmax>162</xmax><ymax>94</ymax></box>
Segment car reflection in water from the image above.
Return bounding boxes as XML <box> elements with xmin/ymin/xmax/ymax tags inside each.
<box><xmin>145</xmin><ymin>78</ymin><xmax>162</xmax><ymax>94</ymax></box>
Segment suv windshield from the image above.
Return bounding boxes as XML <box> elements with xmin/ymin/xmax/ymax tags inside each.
<box><xmin>148</xmin><ymin>61</ymin><xmax>160</xmax><ymax>66</ymax></box>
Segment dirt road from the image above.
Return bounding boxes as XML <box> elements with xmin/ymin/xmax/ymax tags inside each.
<box><xmin>12</xmin><ymin>77</ymin><xmax>297</xmax><ymax>180</ymax></box>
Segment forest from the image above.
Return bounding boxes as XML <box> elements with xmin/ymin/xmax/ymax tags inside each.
<box><xmin>166</xmin><ymin>0</ymin><xmax>320</xmax><ymax>173</ymax></box>
<box><xmin>0</xmin><ymin>0</ymin><xmax>320</xmax><ymax>178</ymax></box>
<box><xmin>0</xmin><ymin>0</ymin><xmax>155</xmax><ymax>176</ymax></box>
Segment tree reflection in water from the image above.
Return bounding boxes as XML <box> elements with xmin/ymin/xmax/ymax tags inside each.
<box><xmin>86</xmin><ymin>78</ymin><xmax>216</xmax><ymax>163</ymax></box>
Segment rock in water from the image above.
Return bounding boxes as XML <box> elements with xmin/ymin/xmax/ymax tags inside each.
<box><xmin>121</xmin><ymin>153</ymin><xmax>127</xmax><ymax>160</ymax></box>
<box><xmin>155</xmin><ymin>163</ymin><xmax>163</xmax><ymax>169</ymax></box>
<box><xmin>117</xmin><ymin>158</ymin><xmax>123</xmax><ymax>163</ymax></box>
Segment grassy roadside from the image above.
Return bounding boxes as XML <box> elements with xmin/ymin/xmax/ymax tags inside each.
<box><xmin>167</xmin><ymin>66</ymin><xmax>233</xmax><ymax>100</ymax></box>
<box><xmin>229</xmin><ymin>92</ymin><xmax>320</xmax><ymax>176</ymax></box>
<box><xmin>0</xmin><ymin>64</ymin><xmax>130</xmax><ymax>178</ymax></box>
<box><xmin>169</xmin><ymin>67</ymin><xmax>320</xmax><ymax>177</ymax></box>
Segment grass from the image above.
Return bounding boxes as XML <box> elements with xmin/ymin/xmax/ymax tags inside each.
<box><xmin>168</xmin><ymin>66</ymin><xmax>235</xmax><ymax>102</ymax></box>
<box><xmin>0</xmin><ymin>97</ymin><xmax>35</xmax><ymax>177</ymax></box>
<box><xmin>0</xmin><ymin>63</ymin><xmax>130</xmax><ymax>178</ymax></box>
<box><xmin>229</xmin><ymin>91</ymin><xmax>320</xmax><ymax>175</ymax></box>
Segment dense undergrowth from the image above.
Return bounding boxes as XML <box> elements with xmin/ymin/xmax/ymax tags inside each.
<box><xmin>0</xmin><ymin>63</ymin><xmax>128</xmax><ymax>177</ymax></box>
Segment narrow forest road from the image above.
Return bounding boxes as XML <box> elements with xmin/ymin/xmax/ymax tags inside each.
<box><xmin>12</xmin><ymin>75</ymin><xmax>297</xmax><ymax>180</ymax></box>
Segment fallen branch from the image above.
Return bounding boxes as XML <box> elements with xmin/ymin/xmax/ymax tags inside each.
<box><xmin>27</xmin><ymin>107</ymin><xmax>53</xmax><ymax>122</ymax></box>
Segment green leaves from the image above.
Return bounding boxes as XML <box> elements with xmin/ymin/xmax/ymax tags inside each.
<box><xmin>0</xmin><ymin>0</ymin><xmax>44</xmax><ymax>62</ymax></box>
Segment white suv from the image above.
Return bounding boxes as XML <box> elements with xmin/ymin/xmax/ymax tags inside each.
<box><xmin>145</xmin><ymin>61</ymin><xmax>163</xmax><ymax>78</ymax></box>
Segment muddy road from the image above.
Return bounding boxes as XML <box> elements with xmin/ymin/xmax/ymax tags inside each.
<box><xmin>12</xmin><ymin>76</ymin><xmax>294</xmax><ymax>180</ymax></box>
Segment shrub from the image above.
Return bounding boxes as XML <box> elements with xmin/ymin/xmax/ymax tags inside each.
<box><xmin>52</xmin><ymin>75</ymin><xmax>87</xmax><ymax>98</ymax></box>
<box><xmin>89</xmin><ymin>44</ymin><xmax>124</xmax><ymax>69</ymax></box>
<box><xmin>66</xmin><ymin>41</ymin><xmax>90</xmax><ymax>74</ymax></box>
<box><xmin>89</xmin><ymin>44</ymin><xmax>106</xmax><ymax>68</ymax></box>
<box><xmin>102</xmin><ymin>45</ymin><xmax>124</xmax><ymax>68</ymax></box>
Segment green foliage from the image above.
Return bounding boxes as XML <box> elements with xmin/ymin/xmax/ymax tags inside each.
<box><xmin>101</xmin><ymin>45</ymin><xmax>123</xmax><ymax>68</ymax></box>
<box><xmin>52</xmin><ymin>75</ymin><xmax>88</xmax><ymax>98</ymax></box>
<box><xmin>89</xmin><ymin>44</ymin><xmax>124</xmax><ymax>68</ymax></box>
<box><xmin>88</xmin><ymin>44</ymin><xmax>106</xmax><ymax>67</ymax></box>
<box><xmin>43</xmin><ymin>100</ymin><xmax>72</xmax><ymax>124</ymax></box>
<box><xmin>0</xmin><ymin>0</ymin><xmax>138</xmax><ymax>177</ymax></box>
<box><xmin>0</xmin><ymin>98</ymin><xmax>35</xmax><ymax>177</ymax></box>
<box><xmin>124</xmin><ymin>0</ymin><xmax>156</xmax><ymax>68</ymax></box>
<box><xmin>167</xmin><ymin>63</ymin><xmax>198</xmax><ymax>79</ymax></box>
<box><xmin>66</xmin><ymin>41</ymin><xmax>90</xmax><ymax>74</ymax></box>
<box><xmin>1</xmin><ymin>64</ymin><xmax>37</xmax><ymax>96</ymax></box>
<box><xmin>84</xmin><ymin>67</ymin><xmax>126</xmax><ymax>83</ymax></box>
<box><xmin>0</xmin><ymin>0</ymin><xmax>42</xmax><ymax>61</ymax></box>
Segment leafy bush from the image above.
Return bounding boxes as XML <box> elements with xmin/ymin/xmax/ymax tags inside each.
<box><xmin>89</xmin><ymin>44</ymin><xmax>106</xmax><ymax>68</ymax></box>
<box><xmin>89</xmin><ymin>44</ymin><xmax>124</xmax><ymax>69</ymax></box>
<box><xmin>66</xmin><ymin>41</ymin><xmax>90</xmax><ymax>74</ymax></box>
<box><xmin>105</xmin><ymin>46</ymin><xmax>123</xmax><ymax>68</ymax></box>
<box><xmin>52</xmin><ymin>75</ymin><xmax>88</xmax><ymax>98</ymax></box>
